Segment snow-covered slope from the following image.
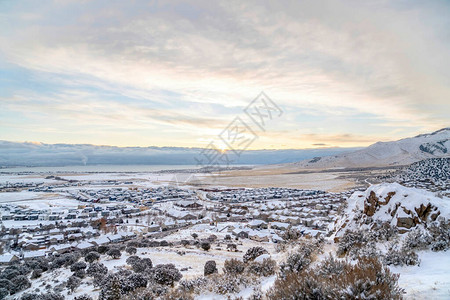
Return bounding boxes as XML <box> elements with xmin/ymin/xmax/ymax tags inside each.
<box><xmin>396</xmin><ymin>158</ymin><xmax>450</xmax><ymax>183</ymax></box>
<box><xmin>333</xmin><ymin>183</ymin><xmax>450</xmax><ymax>238</ymax></box>
<box><xmin>293</xmin><ymin>128</ymin><xmax>450</xmax><ymax>169</ymax></box>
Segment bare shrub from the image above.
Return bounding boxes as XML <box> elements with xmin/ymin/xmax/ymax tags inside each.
<box><xmin>384</xmin><ymin>248</ymin><xmax>420</xmax><ymax>266</ymax></box>
<box><xmin>279</xmin><ymin>241</ymin><xmax>316</xmax><ymax>276</ymax></box>
<box><xmin>337</xmin><ymin>229</ymin><xmax>368</xmax><ymax>257</ymax></box>
<box><xmin>243</xmin><ymin>247</ymin><xmax>268</xmax><ymax>263</ymax></box>
<box><xmin>223</xmin><ymin>259</ymin><xmax>245</xmax><ymax>275</ymax></box>
<box><xmin>247</xmin><ymin>258</ymin><xmax>277</xmax><ymax>277</ymax></box>
<box><xmin>267</xmin><ymin>256</ymin><xmax>403</xmax><ymax>299</ymax></box>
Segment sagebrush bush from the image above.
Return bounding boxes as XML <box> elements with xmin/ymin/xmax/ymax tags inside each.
<box><xmin>247</xmin><ymin>258</ymin><xmax>277</xmax><ymax>277</ymax></box>
<box><xmin>279</xmin><ymin>241</ymin><xmax>316</xmax><ymax>276</ymax></box>
<box><xmin>337</xmin><ymin>229</ymin><xmax>368</xmax><ymax>257</ymax></box>
<box><xmin>243</xmin><ymin>247</ymin><xmax>268</xmax><ymax>263</ymax></box>
<box><xmin>267</xmin><ymin>256</ymin><xmax>403</xmax><ymax>299</ymax></box>
<box><xmin>20</xmin><ymin>292</ymin><xmax>64</xmax><ymax>300</ymax></box>
<box><xmin>369</xmin><ymin>221</ymin><xmax>398</xmax><ymax>241</ymax></box>
<box><xmin>316</xmin><ymin>255</ymin><xmax>345</xmax><ymax>276</ymax></box>
<box><xmin>281</xmin><ymin>227</ymin><xmax>301</xmax><ymax>241</ymax></box>
<box><xmin>149</xmin><ymin>264</ymin><xmax>182</xmax><ymax>286</ymax></box>
<box><xmin>384</xmin><ymin>248</ymin><xmax>420</xmax><ymax>266</ymax></box>
<box><xmin>66</xmin><ymin>275</ymin><xmax>81</xmax><ymax>293</ymax></box>
<box><xmin>85</xmin><ymin>251</ymin><xmax>100</xmax><ymax>263</ymax></box>
<box><xmin>403</xmin><ymin>228</ymin><xmax>432</xmax><ymax>250</ymax></box>
<box><xmin>223</xmin><ymin>259</ymin><xmax>246</xmax><ymax>275</ymax></box>
<box><xmin>178</xmin><ymin>277</ymin><xmax>208</xmax><ymax>294</ymax></box>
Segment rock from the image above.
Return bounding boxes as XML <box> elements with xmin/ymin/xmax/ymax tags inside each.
<box><xmin>364</xmin><ymin>191</ymin><xmax>379</xmax><ymax>216</ymax></box>
<box><xmin>397</xmin><ymin>217</ymin><xmax>414</xmax><ymax>229</ymax></box>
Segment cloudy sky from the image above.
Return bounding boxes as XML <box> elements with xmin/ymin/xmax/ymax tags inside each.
<box><xmin>0</xmin><ymin>0</ymin><xmax>449</xmax><ymax>149</ymax></box>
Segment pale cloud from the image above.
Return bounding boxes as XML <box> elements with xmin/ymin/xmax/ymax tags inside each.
<box><xmin>0</xmin><ymin>0</ymin><xmax>449</xmax><ymax>148</ymax></box>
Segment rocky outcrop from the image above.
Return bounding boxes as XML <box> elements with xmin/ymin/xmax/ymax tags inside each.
<box><xmin>333</xmin><ymin>183</ymin><xmax>449</xmax><ymax>238</ymax></box>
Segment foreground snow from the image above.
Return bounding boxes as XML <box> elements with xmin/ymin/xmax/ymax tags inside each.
<box><xmin>390</xmin><ymin>250</ymin><xmax>450</xmax><ymax>299</ymax></box>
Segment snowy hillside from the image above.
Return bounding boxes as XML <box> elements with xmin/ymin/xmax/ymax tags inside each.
<box><xmin>333</xmin><ymin>183</ymin><xmax>450</xmax><ymax>238</ymax></box>
<box><xmin>396</xmin><ymin>158</ymin><xmax>450</xmax><ymax>183</ymax></box>
<box><xmin>293</xmin><ymin>128</ymin><xmax>450</xmax><ymax>169</ymax></box>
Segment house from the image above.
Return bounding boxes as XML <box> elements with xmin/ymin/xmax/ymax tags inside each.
<box><xmin>0</xmin><ymin>253</ymin><xmax>19</xmax><ymax>265</ymax></box>
<box><xmin>76</xmin><ymin>241</ymin><xmax>95</xmax><ymax>250</ymax></box>
<box><xmin>175</xmin><ymin>200</ymin><xmax>202</xmax><ymax>209</ymax></box>
<box><xmin>49</xmin><ymin>235</ymin><xmax>65</xmax><ymax>244</ymax></box>
<box><xmin>65</xmin><ymin>213</ymin><xmax>77</xmax><ymax>220</ymax></box>
<box><xmin>68</xmin><ymin>233</ymin><xmax>83</xmax><ymax>241</ymax></box>
<box><xmin>48</xmin><ymin>244</ymin><xmax>73</xmax><ymax>254</ymax></box>
<box><xmin>247</xmin><ymin>220</ymin><xmax>268</xmax><ymax>230</ymax></box>
<box><xmin>248</xmin><ymin>231</ymin><xmax>270</xmax><ymax>242</ymax></box>
<box><xmin>167</xmin><ymin>209</ymin><xmax>197</xmax><ymax>220</ymax></box>
<box><xmin>122</xmin><ymin>208</ymin><xmax>140</xmax><ymax>214</ymax></box>
<box><xmin>23</xmin><ymin>250</ymin><xmax>46</xmax><ymax>260</ymax></box>
<box><xmin>121</xmin><ymin>232</ymin><xmax>136</xmax><ymax>240</ymax></box>
<box><xmin>23</xmin><ymin>242</ymin><xmax>40</xmax><ymax>251</ymax></box>
<box><xmin>162</xmin><ymin>220</ymin><xmax>177</xmax><ymax>230</ymax></box>
<box><xmin>49</xmin><ymin>215</ymin><xmax>61</xmax><ymax>221</ymax></box>
<box><xmin>215</xmin><ymin>214</ymin><xmax>228</xmax><ymax>222</ymax></box>
<box><xmin>28</xmin><ymin>215</ymin><xmax>39</xmax><ymax>221</ymax></box>
<box><xmin>270</xmin><ymin>222</ymin><xmax>290</xmax><ymax>231</ymax></box>
<box><xmin>277</xmin><ymin>215</ymin><xmax>301</xmax><ymax>225</ymax></box>
<box><xmin>49</xmin><ymin>228</ymin><xmax>60</xmax><ymax>235</ymax></box>
<box><xmin>271</xmin><ymin>234</ymin><xmax>283</xmax><ymax>243</ymax></box>
<box><xmin>1</xmin><ymin>215</ymin><xmax>12</xmax><ymax>221</ymax></box>
<box><xmin>107</xmin><ymin>234</ymin><xmax>123</xmax><ymax>243</ymax></box>
<box><xmin>147</xmin><ymin>224</ymin><xmax>160</xmax><ymax>233</ymax></box>
<box><xmin>232</xmin><ymin>228</ymin><xmax>250</xmax><ymax>238</ymax></box>
<box><xmin>14</xmin><ymin>215</ymin><xmax>27</xmax><ymax>221</ymax></box>
<box><xmin>90</xmin><ymin>235</ymin><xmax>109</xmax><ymax>246</ymax></box>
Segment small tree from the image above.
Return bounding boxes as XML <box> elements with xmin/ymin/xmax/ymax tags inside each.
<box><xmin>150</xmin><ymin>264</ymin><xmax>182</xmax><ymax>286</ymax></box>
<box><xmin>10</xmin><ymin>275</ymin><xmax>31</xmax><ymax>294</ymax></box>
<box><xmin>191</xmin><ymin>233</ymin><xmax>198</xmax><ymax>239</ymax></box>
<box><xmin>97</xmin><ymin>245</ymin><xmax>110</xmax><ymax>254</ymax></box>
<box><xmin>70</xmin><ymin>261</ymin><xmax>87</xmax><ymax>272</ymax></box>
<box><xmin>204</xmin><ymin>260</ymin><xmax>218</xmax><ymax>276</ymax></box>
<box><xmin>131</xmin><ymin>257</ymin><xmax>152</xmax><ymax>273</ymax></box>
<box><xmin>66</xmin><ymin>276</ymin><xmax>81</xmax><ymax>293</ymax></box>
<box><xmin>201</xmin><ymin>242</ymin><xmax>211</xmax><ymax>251</ymax></box>
<box><xmin>74</xmin><ymin>294</ymin><xmax>93</xmax><ymax>300</ymax></box>
<box><xmin>87</xmin><ymin>262</ymin><xmax>108</xmax><ymax>277</ymax></box>
<box><xmin>207</xmin><ymin>234</ymin><xmax>217</xmax><ymax>243</ymax></box>
<box><xmin>107</xmin><ymin>248</ymin><xmax>121</xmax><ymax>259</ymax></box>
<box><xmin>0</xmin><ymin>288</ymin><xmax>8</xmax><ymax>300</ymax></box>
<box><xmin>125</xmin><ymin>247</ymin><xmax>137</xmax><ymax>255</ymax></box>
<box><xmin>126</xmin><ymin>255</ymin><xmax>140</xmax><ymax>266</ymax></box>
<box><xmin>85</xmin><ymin>251</ymin><xmax>100</xmax><ymax>263</ymax></box>
<box><xmin>31</xmin><ymin>268</ymin><xmax>43</xmax><ymax>279</ymax></box>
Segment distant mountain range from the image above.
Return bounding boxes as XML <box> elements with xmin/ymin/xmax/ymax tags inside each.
<box><xmin>290</xmin><ymin>128</ymin><xmax>450</xmax><ymax>169</ymax></box>
<box><xmin>0</xmin><ymin>141</ymin><xmax>359</xmax><ymax>167</ymax></box>
<box><xmin>2</xmin><ymin>128</ymin><xmax>448</xmax><ymax>168</ymax></box>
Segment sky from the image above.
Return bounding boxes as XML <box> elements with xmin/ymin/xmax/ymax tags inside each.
<box><xmin>0</xmin><ymin>0</ymin><xmax>449</xmax><ymax>150</ymax></box>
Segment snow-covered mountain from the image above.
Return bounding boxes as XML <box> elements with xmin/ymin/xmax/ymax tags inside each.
<box><xmin>292</xmin><ymin>128</ymin><xmax>450</xmax><ymax>169</ymax></box>
<box><xmin>0</xmin><ymin>141</ymin><xmax>358</xmax><ymax>167</ymax></box>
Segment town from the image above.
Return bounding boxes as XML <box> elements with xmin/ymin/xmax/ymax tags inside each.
<box><xmin>0</xmin><ymin>181</ymin><xmax>354</xmax><ymax>264</ymax></box>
